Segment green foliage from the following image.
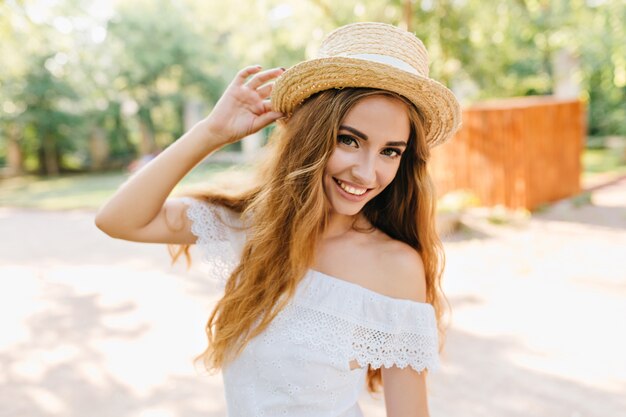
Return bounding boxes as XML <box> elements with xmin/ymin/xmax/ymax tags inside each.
<box><xmin>583</xmin><ymin>147</ymin><xmax>626</xmax><ymax>174</ymax></box>
<box><xmin>0</xmin><ymin>0</ymin><xmax>625</xmax><ymax>177</ymax></box>
<box><xmin>571</xmin><ymin>191</ymin><xmax>593</xmax><ymax>208</ymax></box>
<box><xmin>438</xmin><ymin>189</ymin><xmax>481</xmax><ymax>213</ymax></box>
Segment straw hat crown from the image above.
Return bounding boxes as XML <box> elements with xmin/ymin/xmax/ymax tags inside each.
<box><xmin>318</xmin><ymin>22</ymin><xmax>430</xmax><ymax>78</ymax></box>
<box><xmin>271</xmin><ymin>22</ymin><xmax>462</xmax><ymax>148</ymax></box>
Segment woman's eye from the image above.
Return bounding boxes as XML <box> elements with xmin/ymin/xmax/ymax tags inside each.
<box><xmin>338</xmin><ymin>135</ymin><xmax>357</xmax><ymax>147</ymax></box>
<box><xmin>337</xmin><ymin>135</ymin><xmax>401</xmax><ymax>158</ymax></box>
<box><xmin>382</xmin><ymin>148</ymin><xmax>402</xmax><ymax>158</ymax></box>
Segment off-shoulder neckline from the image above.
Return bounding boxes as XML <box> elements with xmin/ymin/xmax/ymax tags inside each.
<box><xmin>307</xmin><ymin>269</ymin><xmax>432</xmax><ymax>307</ymax></box>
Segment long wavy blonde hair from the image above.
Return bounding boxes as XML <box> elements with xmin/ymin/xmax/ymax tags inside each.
<box><xmin>170</xmin><ymin>88</ymin><xmax>447</xmax><ymax>394</ymax></box>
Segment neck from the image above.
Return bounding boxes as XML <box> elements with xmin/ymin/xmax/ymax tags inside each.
<box><xmin>322</xmin><ymin>210</ymin><xmax>369</xmax><ymax>239</ymax></box>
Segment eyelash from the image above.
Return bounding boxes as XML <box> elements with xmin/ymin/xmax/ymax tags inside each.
<box><xmin>337</xmin><ymin>135</ymin><xmax>403</xmax><ymax>159</ymax></box>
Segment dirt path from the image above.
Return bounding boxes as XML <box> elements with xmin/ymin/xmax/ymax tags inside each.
<box><xmin>1</xmin><ymin>179</ymin><xmax>625</xmax><ymax>417</ymax></box>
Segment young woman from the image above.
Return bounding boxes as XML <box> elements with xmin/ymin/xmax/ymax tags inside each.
<box><xmin>96</xmin><ymin>22</ymin><xmax>461</xmax><ymax>417</ymax></box>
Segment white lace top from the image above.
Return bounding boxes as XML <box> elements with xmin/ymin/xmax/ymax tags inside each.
<box><xmin>183</xmin><ymin>198</ymin><xmax>440</xmax><ymax>417</ymax></box>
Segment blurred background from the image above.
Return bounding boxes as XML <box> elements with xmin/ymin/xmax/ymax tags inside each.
<box><xmin>0</xmin><ymin>0</ymin><xmax>625</xmax><ymax>416</ymax></box>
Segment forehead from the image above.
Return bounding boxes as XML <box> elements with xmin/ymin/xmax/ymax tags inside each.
<box><xmin>341</xmin><ymin>95</ymin><xmax>411</xmax><ymax>141</ymax></box>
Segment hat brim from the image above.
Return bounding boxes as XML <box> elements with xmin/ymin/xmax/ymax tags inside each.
<box><xmin>270</xmin><ymin>57</ymin><xmax>462</xmax><ymax>148</ymax></box>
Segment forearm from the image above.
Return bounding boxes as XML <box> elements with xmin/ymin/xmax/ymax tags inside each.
<box><xmin>95</xmin><ymin>119</ymin><xmax>225</xmax><ymax>235</ymax></box>
<box><xmin>95</xmin><ymin>65</ymin><xmax>284</xmax><ymax>239</ymax></box>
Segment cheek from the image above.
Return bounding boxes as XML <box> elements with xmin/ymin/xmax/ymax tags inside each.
<box><xmin>324</xmin><ymin>148</ymin><xmax>352</xmax><ymax>174</ymax></box>
<box><xmin>377</xmin><ymin>163</ymin><xmax>401</xmax><ymax>190</ymax></box>
<box><xmin>324</xmin><ymin>147</ymin><xmax>401</xmax><ymax>190</ymax></box>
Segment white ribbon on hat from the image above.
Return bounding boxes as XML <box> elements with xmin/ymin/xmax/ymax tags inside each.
<box><xmin>339</xmin><ymin>53</ymin><xmax>419</xmax><ymax>76</ymax></box>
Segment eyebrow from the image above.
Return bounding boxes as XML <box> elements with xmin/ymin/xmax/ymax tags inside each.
<box><xmin>339</xmin><ymin>125</ymin><xmax>408</xmax><ymax>147</ymax></box>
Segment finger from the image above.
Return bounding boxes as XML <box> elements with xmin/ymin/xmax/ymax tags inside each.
<box><xmin>256</xmin><ymin>82</ymin><xmax>274</xmax><ymax>99</ymax></box>
<box><xmin>262</xmin><ymin>99</ymin><xmax>285</xmax><ymax>115</ymax></box>
<box><xmin>250</xmin><ymin>110</ymin><xmax>285</xmax><ymax>133</ymax></box>
<box><xmin>246</xmin><ymin>67</ymin><xmax>285</xmax><ymax>90</ymax></box>
<box><xmin>233</xmin><ymin>65</ymin><xmax>263</xmax><ymax>85</ymax></box>
<box><xmin>262</xmin><ymin>100</ymin><xmax>274</xmax><ymax>113</ymax></box>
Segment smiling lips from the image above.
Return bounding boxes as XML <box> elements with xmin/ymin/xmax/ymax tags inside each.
<box><xmin>333</xmin><ymin>177</ymin><xmax>371</xmax><ymax>197</ymax></box>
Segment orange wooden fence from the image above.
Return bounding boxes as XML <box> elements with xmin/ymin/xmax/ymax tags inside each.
<box><xmin>429</xmin><ymin>97</ymin><xmax>586</xmax><ymax>211</ymax></box>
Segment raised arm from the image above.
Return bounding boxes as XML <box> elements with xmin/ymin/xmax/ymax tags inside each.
<box><xmin>94</xmin><ymin>65</ymin><xmax>284</xmax><ymax>244</ymax></box>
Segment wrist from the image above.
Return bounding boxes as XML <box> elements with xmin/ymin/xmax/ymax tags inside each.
<box><xmin>198</xmin><ymin>117</ymin><xmax>234</xmax><ymax>146</ymax></box>
<box><xmin>180</xmin><ymin>119</ymin><xmax>228</xmax><ymax>156</ymax></box>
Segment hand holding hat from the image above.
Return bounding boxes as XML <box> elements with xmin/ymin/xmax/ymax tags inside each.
<box><xmin>204</xmin><ymin>65</ymin><xmax>285</xmax><ymax>146</ymax></box>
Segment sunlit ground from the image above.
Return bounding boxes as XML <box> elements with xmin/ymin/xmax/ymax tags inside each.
<box><xmin>429</xmin><ymin>179</ymin><xmax>626</xmax><ymax>415</ymax></box>
<box><xmin>0</xmin><ymin>177</ymin><xmax>625</xmax><ymax>416</ymax></box>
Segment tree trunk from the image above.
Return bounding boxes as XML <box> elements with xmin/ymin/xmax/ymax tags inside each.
<box><xmin>403</xmin><ymin>0</ymin><xmax>412</xmax><ymax>32</ymax></box>
<box><xmin>41</xmin><ymin>131</ymin><xmax>60</xmax><ymax>176</ymax></box>
<box><xmin>112</xmin><ymin>102</ymin><xmax>134</xmax><ymax>159</ymax></box>
<box><xmin>241</xmin><ymin>131</ymin><xmax>264</xmax><ymax>162</ymax></box>
<box><xmin>552</xmin><ymin>47</ymin><xmax>580</xmax><ymax>99</ymax></box>
<box><xmin>89</xmin><ymin>126</ymin><xmax>110</xmax><ymax>171</ymax></box>
<box><xmin>138</xmin><ymin>107</ymin><xmax>157</xmax><ymax>156</ymax></box>
<box><xmin>184</xmin><ymin>99</ymin><xmax>204</xmax><ymax>133</ymax></box>
<box><xmin>6</xmin><ymin>123</ymin><xmax>24</xmax><ymax>176</ymax></box>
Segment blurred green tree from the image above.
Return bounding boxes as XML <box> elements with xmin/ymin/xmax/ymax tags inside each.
<box><xmin>0</xmin><ymin>0</ymin><xmax>624</xmax><ymax>176</ymax></box>
<box><xmin>0</xmin><ymin>0</ymin><xmax>86</xmax><ymax>175</ymax></box>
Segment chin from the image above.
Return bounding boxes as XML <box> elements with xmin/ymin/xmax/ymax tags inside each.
<box><xmin>328</xmin><ymin>192</ymin><xmax>379</xmax><ymax>217</ymax></box>
<box><xmin>330</xmin><ymin>203</ymin><xmax>363</xmax><ymax>216</ymax></box>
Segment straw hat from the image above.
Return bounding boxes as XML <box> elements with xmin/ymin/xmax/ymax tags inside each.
<box><xmin>271</xmin><ymin>22</ymin><xmax>462</xmax><ymax>148</ymax></box>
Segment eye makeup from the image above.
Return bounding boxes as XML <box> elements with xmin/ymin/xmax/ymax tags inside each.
<box><xmin>337</xmin><ymin>134</ymin><xmax>403</xmax><ymax>159</ymax></box>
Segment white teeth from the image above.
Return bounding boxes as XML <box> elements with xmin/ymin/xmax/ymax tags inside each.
<box><xmin>336</xmin><ymin>179</ymin><xmax>367</xmax><ymax>196</ymax></box>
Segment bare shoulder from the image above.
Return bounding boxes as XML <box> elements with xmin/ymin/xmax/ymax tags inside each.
<box><xmin>378</xmin><ymin>238</ymin><xmax>427</xmax><ymax>303</ymax></box>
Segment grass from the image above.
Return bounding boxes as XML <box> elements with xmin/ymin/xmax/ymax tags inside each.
<box><xmin>0</xmin><ymin>161</ymin><xmax>241</xmax><ymax>211</ymax></box>
<box><xmin>1</xmin><ymin>147</ymin><xmax>624</xmax><ymax>211</ymax></box>
<box><xmin>581</xmin><ymin>148</ymin><xmax>626</xmax><ymax>180</ymax></box>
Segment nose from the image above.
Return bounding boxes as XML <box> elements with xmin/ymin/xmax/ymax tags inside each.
<box><xmin>350</xmin><ymin>152</ymin><xmax>377</xmax><ymax>186</ymax></box>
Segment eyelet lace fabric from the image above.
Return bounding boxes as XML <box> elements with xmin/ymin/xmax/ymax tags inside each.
<box><xmin>182</xmin><ymin>198</ymin><xmax>440</xmax><ymax>417</ymax></box>
<box><xmin>181</xmin><ymin>197</ymin><xmax>243</xmax><ymax>287</ymax></box>
<box><xmin>289</xmin><ymin>270</ymin><xmax>440</xmax><ymax>372</ymax></box>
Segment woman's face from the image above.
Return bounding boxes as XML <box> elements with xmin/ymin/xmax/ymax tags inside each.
<box><xmin>323</xmin><ymin>94</ymin><xmax>411</xmax><ymax>216</ymax></box>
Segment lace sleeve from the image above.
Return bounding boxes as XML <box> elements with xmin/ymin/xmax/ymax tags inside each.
<box><xmin>350</xmin><ymin>303</ymin><xmax>440</xmax><ymax>373</ymax></box>
<box><xmin>287</xmin><ymin>271</ymin><xmax>441</xmax><ymax>373</ymax></box>
<box><xmin>180</xmin><ymin>197</ymin><xmax>244</xmax><ymax>288</ymax></box>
